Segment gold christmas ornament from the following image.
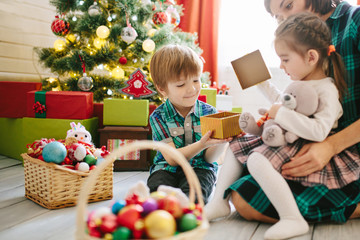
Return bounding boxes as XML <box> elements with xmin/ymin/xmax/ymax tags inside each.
<box><xmin>96</xmin><ymin>25</ymin><xmax>110</xmax><ymax>39</ymax></box>
<box><xmin>54</xmin><ymin>39</ymin><xmax>66</xmax><ymax>51</ymax></box>
<box><xmin>147</xmin><ymin>28</ymin><xmax>157</xmax><ymax>37</ymax></box>
<box><xmin>65</xmin><ymin>34</ymin><xmax>76</xmax><ymax>45</ymax></box>
<box><xmin>142</xmin><ymin>39</ymin><xmax>155</xmax><ymax>52</ymax></box>
<box><xmin>111</xmin><ymin>67</ymin><xmax>125</xmax><ymax>79</ymax></box>
<box><xmin>93</xmin><ymin>37</ymin><xmax>106</xmax><ymax>49</ymax></box>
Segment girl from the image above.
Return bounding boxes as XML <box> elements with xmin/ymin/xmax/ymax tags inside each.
<box><xmin>205</xmin><ymin>12</ymin><xmax>357</xmax><ymax>240</ymax></box>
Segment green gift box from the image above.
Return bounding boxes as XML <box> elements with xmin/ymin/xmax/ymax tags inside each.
<box><xmin>232</xmin><ymin>106</ymin><xmax>243</xmax><ymax>113</ymax></box>
<box><xmin>22</xmin><ymin>117</ymin><xmax>99</xmax><ymax>151</ymax></box>
<box><xmin>103</xmin><ymin>99</ymin><xmax>149</xmax><ymax>126</ymax></box>
<box><xmin>0</xmin><ymin>118</ymin><xmax>26</xmax><ymax>161</ymax></box>
<box><xmin>200</xmin><ymin>88</ymin><xmax>217</xmax><ymax>107</ymax></box>
<box><xmin>0</xmin><ymin>117</ymin><xmax>98</xmax><ymax>161</ymax></box>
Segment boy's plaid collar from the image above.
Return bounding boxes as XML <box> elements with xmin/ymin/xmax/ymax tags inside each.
<box><xmin>163</xmin><ymin>99</ymin><xmax>201</xmax><ymax>121</ymax></box>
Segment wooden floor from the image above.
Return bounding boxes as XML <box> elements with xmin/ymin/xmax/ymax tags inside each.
<box><xmin>1</xmin><ymin>154</ymin><xmax>360</xmax><ymax>240</ymax></box>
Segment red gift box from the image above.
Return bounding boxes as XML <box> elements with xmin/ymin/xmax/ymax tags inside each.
<box><xmin>27</xmin><ymin>91</ymin><xmax>93</xmax><ymax>120</ymax></box>
<box><xmin>198</xmin><ymin>94</ymin><xmax>207</xmax><ymax>103</ymax></box>
<box><xmin>0</xmin><ymin>81</ymin><xmax>42</xmax><ymax>118</ymax></box>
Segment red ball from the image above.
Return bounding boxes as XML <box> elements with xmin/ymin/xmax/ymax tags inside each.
<box><xmin>51</xmin><ymin>16</ymin><xmax>70</xmax><ymax>36</ymax></box>
<box><xmin>117</xmin><ymin>205</ymin><xmax>143</xmax><ymax>230</ymax></box>
<box><xmin>100</xmin><ymin>214</ymin><xmax>117</xmax><ymax>233</ymax></box>
<box><xmin>152</xmin><ymin>12</ymin><xmax>169</xmax><ymax>26</ymax></box>
<box><xmin>119</xmin><ymin>56</ymin><xmax>127</xmax><ymax>65</ymax></box>
<box><xmin>157</xmin><ymin>195</ymin><xmax>183</xmax><ymax>218</ymax></box>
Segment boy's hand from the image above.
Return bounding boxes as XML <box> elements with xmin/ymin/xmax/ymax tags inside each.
<box><xmin>200</xmin><ymin>131</ymin><xmax>232</xmax><ymax>148</ymax></box>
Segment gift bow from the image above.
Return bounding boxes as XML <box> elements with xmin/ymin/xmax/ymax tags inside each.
<box><xmin>33</xmin><ymin>101</ymin><xmax>47</xmax><ymax>114</ymax></box>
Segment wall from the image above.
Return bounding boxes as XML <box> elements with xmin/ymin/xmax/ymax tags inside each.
<box><xmin>0</xmin><ymin>0</ymin><xmax>56</xmax><ymax>82</ymax></box>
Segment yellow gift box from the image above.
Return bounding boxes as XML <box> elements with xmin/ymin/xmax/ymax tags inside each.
<box><xmin>200</xmin><ymin>112</ymin><xmax>242</xmax><ymax>139</ymax></box>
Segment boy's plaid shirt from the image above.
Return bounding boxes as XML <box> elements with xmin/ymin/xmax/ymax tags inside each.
<box><xmin>149</xmin><ymin>99</ymin><xmax>218</xmax><ymax>174</ymax></box>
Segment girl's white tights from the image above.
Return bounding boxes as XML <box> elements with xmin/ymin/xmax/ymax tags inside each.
<box><xmin>247</xmin><ymin>152</ymin><xmax>309</xmax><ymax>240</ymax></box>
<box><xmin>204</xmin><ymin>148</ymin><xmax>243</xmax><ymax>220</ymax></box>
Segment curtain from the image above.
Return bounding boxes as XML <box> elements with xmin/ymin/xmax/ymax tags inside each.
<box><xmin>177</xmin><ymin>0</ymin><xmax>221</xmax><ymax>86</ymax></box>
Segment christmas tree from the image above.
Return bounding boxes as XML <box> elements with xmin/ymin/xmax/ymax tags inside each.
<box><xmin>35</xmin><ymin>0</ymin><xmax>210</xmax><ymax>103</ymax></box>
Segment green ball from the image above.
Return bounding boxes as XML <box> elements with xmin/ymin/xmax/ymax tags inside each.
<box><xmin>179</xmin><ymin>213</ymin><xmax>198</xmax><ymax>232</ymax></box>
<box><xmin>113</xmin><ymin>227</ymin><xmax>131</xmax><ymax>240</ymax></box>
<box><xmin>84</xmin><ymin>154</ymin><xmax>97</xmax><ymax>165</ymax></box>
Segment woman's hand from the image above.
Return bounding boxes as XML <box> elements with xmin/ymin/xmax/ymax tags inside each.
<box><xmin>281</xmin><ymin>140</ymin><xmax>335</xmax><ymax>177</ymax></box>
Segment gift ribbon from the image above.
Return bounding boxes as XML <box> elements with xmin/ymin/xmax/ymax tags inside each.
<box><xmin>34</xmin><ymin>91</ymin><xmax>47</xmax><ymax>118</ymax></box>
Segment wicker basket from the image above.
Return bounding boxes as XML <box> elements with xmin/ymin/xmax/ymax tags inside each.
<box><xmin>75</xmin><ymin>140</ymin><xmax>209</xmax><ymax>240</ymax></box>
<box><xmin>22</xmin><ymin>153</ymin><xmax>113</xmax><ymax>209</ymax></box>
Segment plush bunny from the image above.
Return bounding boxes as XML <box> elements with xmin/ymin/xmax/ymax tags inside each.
<box><xmin>239</xmin><ymin>81</ymin><xmax>319</xmax><ymax>147</ymax></box>
<box><xmin>66</xmin><ymin>122</ymin><xmax>92</xmax><ymax>144</ymax></box>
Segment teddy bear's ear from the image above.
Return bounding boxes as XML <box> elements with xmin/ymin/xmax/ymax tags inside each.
<box><xmin>284</xmin><ymin>82</ymin><xmax>319</xmax><ymax>116</ymax></box>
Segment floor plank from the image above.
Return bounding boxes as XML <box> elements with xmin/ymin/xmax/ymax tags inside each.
<box><xmin>0</xmin><ymin>157</ymin><xmax>22</xmax><ymax>169</ymax></box>
<box><xmin>205</xmin><ymin>212</ymin><xmax>260</xmax><ymax>240</ymax></box>
<box><xmin>312</xmin><ymin>219</ymin><xmax>360</xmax><ymax>240</ymax></box>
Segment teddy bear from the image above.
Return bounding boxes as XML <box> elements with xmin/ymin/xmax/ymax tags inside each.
<box><xmin>239</xmin><ymin>81</ymin><xmax>319</xmax><ymax>147</ymax></box>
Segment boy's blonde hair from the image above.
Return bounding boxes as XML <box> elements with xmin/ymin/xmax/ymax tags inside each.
<box><xmin>150</xmin><ymin>44</ymin><xmax>203</xmax><ymax>93</ymax></box>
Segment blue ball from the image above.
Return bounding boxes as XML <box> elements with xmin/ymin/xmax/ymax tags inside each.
<box><xmin>42</xmin><ymin>141</ymin><xmax>67</xmax><ymax>164</ymax></box>
<box><xmin>112</xmin><ymin>200</ymin><xmax>126</xmax><ymax>214</ymax></box>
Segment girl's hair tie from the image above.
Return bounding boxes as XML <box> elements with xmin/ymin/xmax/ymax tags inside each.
<box><xmin>328</xmin><ymin>45</ymin><xmax>336</xmax><ymax>56</ymax></box>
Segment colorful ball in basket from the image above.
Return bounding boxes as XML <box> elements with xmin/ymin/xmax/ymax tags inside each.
<box><xmin>179</xmin><ymin>213</ymin><xmax>198</xmax><ymax>232</ymax></box>
<box><xmin>42</xmin><ymin>141</ymin><xmax>67</xmax><ymax>164</ymax></box>
<box><xmin>144</xmin><ymin>210</ymin><xmax>176</xmax><ymax>238</ymax></box>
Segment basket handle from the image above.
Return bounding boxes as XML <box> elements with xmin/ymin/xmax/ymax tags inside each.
<box><xmin>75</xmin><ymin>140</ymin><xmax>205</xmax><ymax>239</ymax></box>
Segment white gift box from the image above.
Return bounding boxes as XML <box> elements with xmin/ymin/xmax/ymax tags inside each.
<box><xmin>216</xmin><ymin>95</ymin><xmax>233</xmax><ymax>111</ymax></box>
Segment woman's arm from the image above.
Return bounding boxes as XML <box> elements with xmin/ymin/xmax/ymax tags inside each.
<box><xmin>281</xmin><ymin>118</ymin><xmax>360</xmax><ymax>177</ymax></box>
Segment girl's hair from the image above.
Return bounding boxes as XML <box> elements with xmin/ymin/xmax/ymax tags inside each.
<box><xmin>264</xmin><ymin>0</ymin><xmax>342</xmax><ymax>16</ymax></box>
<box><xmin>275</xmin><ymin>12</ymin><xmax>347</xmax><ymax>99</ymax></box>
<box><xmin>149</xmin><ymin>44</ymin><xmax>203</xmax><ymax>94</ymax></box>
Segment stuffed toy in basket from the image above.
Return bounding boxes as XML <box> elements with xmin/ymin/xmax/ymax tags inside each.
<box><xmin>76</xmin><ymin>140</ymin><xmax>209</xmax><ymax>239</ymax></box>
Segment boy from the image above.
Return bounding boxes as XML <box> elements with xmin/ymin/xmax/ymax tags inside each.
<box><xmin>147</xmin><ymin>44</ymin><xmax>230</xmax><ymax>203</ymax></box>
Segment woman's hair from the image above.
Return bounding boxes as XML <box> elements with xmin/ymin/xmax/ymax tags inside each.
<box><xmin>149</xmin><ymin>44</ymin><xmax>203</xmax><ymax>94</ymax></box>
<box><xmin>275</xmin><ymin>12</ymin><xmax>347</xmax><ymax>99</ymax></box>
<box><xmin>264</xmin><ymin>0</ymin><xmax>342</xmax><ymax>16</ymax></box>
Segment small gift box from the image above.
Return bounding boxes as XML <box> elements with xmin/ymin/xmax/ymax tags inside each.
<box><xmin>200</xmin><ymin>112</ymin><xmax>242</xmax><ymax>139</ymax></box>
<box><xmin>0</xmin><ymin>81</ymin><xmax>42</xmax><ymax>118</ymax></box>
<box><xmin>27</xmin><ymin>91</ymin><xmax>93</xmax><ymax>120</ymax></box>
<box><xmin>200</xmin><ymin>88</ymin><xmax>217</xmax><ymax>107</ymax></box>
<box><xmin>103</xmin><ymin>98</ymin><xmax>149</xmax><ymax>126</ymax></box>
<box><xmin>216</xmin><ymin>95</ymin><xmax>233</xmax><ymax>111</ymax></box>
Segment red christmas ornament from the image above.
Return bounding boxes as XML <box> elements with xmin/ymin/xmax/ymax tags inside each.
<box><xmin>152</xmin><ymin>11</ymin><xmax>169</xmax><ymax>26</ymax></box>
<box><xmin>51</xmin><ymin>16</ymin><xmax>70</xmax><ymax>36</ymax></box>
<box><xmin>120</xmin><ymin>68</ymin><xmax>157</xmax><ymax>98</ymax></box>
<box><xmin>119</xmin><ymin>56</ymin><xmax>127</xmax><ymax>65</ymax></box>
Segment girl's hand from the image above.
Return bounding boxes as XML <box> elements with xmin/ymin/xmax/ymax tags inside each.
<box><xmin>281</xmin><ymin>140</ymin><xmax>335</xmax><ymax>177</ymax></box>
<box><xmin>268</xmin><ymin>103</ymin><xmax>282</xmax><ymax>119</ymax></box>
<box><xmin>200</xmin><ymin>130</ymin><xmax>232</xmax><ymax>148</ymax></box>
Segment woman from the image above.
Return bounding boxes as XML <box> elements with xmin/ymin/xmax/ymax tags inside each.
<box><xmin>230</xmin><ymin>0</ymin><xmax>360</xmax><ymax>223</ymax></box>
